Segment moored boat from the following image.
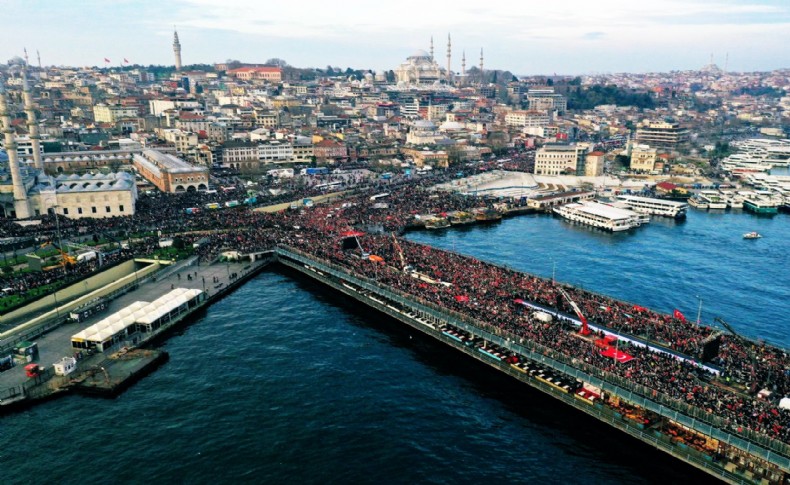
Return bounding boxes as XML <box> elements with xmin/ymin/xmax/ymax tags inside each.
<box><xmin>743</xmin><ymin>231</ymin><xmax>762</xmax><ymax>239</ymax></box>
<box><xmin>473</xmin><ymin>208</ymin><xmax>503</xmax><ymax>222</ymax></box>
<box><xmin>688</xmin><ymin>196</ymin><xmax>709</xmax><ymax>210</ymax></box>
<box><xmin>448</xmin><ymin>211</ymin><xmax>475</xmax><ymax>225</ymax></box>
<box><xmin>424</xmin><ymin>217</ymin><xmax>451</xmax><ymax>230</ymax></box>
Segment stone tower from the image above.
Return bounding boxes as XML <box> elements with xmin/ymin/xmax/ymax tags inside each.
<box><xmin>173</xmin><ymin>28</ymin><xmax>182</xmax><ymax>71</ymax></box>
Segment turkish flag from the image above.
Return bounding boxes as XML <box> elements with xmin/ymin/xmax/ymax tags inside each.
<box><xmin>673</xmin><ymin>309</ymin><xmax>686</xmax><ymax>322</ymax></box>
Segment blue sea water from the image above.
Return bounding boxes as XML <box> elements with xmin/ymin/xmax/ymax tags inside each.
<box><xmin>0</xmin><ymin>208</ymin><xmax>786</xmax><ymax>483</ymax></box>
<box><xmin>408</xmin><ymin>208</ymin><xmax>790</xmax><ymax>347</ymax></box>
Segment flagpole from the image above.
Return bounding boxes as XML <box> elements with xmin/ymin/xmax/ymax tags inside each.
<box><xmin>696</xmin><ymin>295</ymin><xmax>703</xmax><ymax>325</ymax></box>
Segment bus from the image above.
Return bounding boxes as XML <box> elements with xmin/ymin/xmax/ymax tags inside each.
<box><xmin>370</xmin><ymin>192</ymin><xmax>390</xmax><ymax>201</ymax></box>
<box><xmin>315</xmin><ymin>181</ymin><xmax>343</xmax><ymax>192</ymax></box>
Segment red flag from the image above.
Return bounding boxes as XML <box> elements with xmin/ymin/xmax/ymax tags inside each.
<box><xmin>104</xmin><ymin>58</ymin><xmax>111</xmax><ymax>63</ymax></box>
<box><xmin>673</xmin><ymin>309</ymin><xmax>686</xmax><ymax>322</ymax></box>
<box><xmin>124</xmin><ymin>58</ymin><xmax>129</xmax><ymax>64</ymax></box>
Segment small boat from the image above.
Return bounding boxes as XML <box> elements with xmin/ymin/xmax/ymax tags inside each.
<box><xmin>743</xmin><ymin>232</ymin><xmax>762</xmax><ymax>239</ymax></box>
<box><xmin>424</xmin><ymin>217</ymin><xmax>451</xmax><ymax>230</ymax></box>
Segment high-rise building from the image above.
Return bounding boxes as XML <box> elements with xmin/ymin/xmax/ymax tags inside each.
<box><xmin>635</xmin><ymin>121</ymin><xmax>689</xmax><ymax>150</ymax></box>
<box><xmin>173</xmin><ymin>28</ymin><xmax>182</xmax><ymax>71</ymax></box>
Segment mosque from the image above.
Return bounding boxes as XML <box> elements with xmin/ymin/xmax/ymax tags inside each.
<box><xmin>395</xmin><ymin>49</ymin><xmax>445</xmax><ymax>85</ymax></box>
<box><xmin>394</xmin><ymin>35</ymin><xmax>482</xmax><ymax>86</ymax></box>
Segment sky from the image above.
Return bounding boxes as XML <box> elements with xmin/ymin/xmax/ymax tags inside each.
<box><xmin>2</xmin><ymin>0</ymin><xmax>790</xmax><ymax>75</ymax></box>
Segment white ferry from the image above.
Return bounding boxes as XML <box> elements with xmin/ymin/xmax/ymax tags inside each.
<box><xmin>616</xmin><ymin>195</ymin><xmax>688</xmax><ymax>219</ymax></box>
<box><xmin>688</xmin><ymin>195</ymin><xmax>709</xmax><ymax>210</ymax></box>
<box><xmin>553</xmin><ymin>201</ymin><xmax>647</xmax><ymax>232</ymax></box>
<box><xmin>699</xmin><ymin>190</ymin><xmax>728</xmax><ymax>210</ymax></box>
<box><xmin>719</xmin><ymin>190</ymin><xmax>745</xmax><ymax>209</ymax></box>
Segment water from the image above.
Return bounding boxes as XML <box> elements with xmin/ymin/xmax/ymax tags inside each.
<box><xmin>0</xmin><ymin>208</ymin><xmax>786</xmax><ymax>483</ymax></box>
<box><xmin>408</xmin><ymin>209</ymin><xmax>790</xmax><ymax>347</ymax></box>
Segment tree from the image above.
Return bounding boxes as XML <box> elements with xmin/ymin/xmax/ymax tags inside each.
<box><xmin>265</xmin><ymin>58</ymin><xmax>288</xmax><ymax>67</ymax></box>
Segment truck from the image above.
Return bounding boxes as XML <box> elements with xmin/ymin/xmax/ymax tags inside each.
<box><xmin>76</xmin><ymin>251</ymin><xmax>97</xmax><ymax>263</ymax></box>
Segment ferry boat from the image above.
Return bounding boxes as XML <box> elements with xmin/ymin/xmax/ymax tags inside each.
<box><xmin>743</xmin><ymin>231</ymin><xmax>762</xmax><ymax>239</ymax></box>
<box><xmin>720</xmin><ymin>191</ymin><xmax>745</xmax><ymax>209</ymax></box>
<box><xmin>553</xmin><ymin>201</ymin><xmax>646</xmax><ymax>232</ymax></box>
<box><xmin>615</xmin><ymin>195</ymin><xmax>688</xmax><ymax>219</ymax></box>
<box><xmin>448</xmin><ymin>211</ymin><xmax>475</xmax><ymax>225</ymax></box>
<box><xmin>473</xmin><ymin>208</ymin><xmax>503</xmax><ymax>222</ymax></box>
<box><xmin>698</xmin><ymin>190</ymin><xmax>728</xmax><ymax>210</ymax></box>
<box><xmin>424</xmin><ymin>217</ymin><xmax>451</xmax><ymax>230</ymax></box>
<box><xmin>743</xmin><ymin>195</ymin><xmax>779</xmax><ymax>214</ymax></box>
<box><xmin>687</xmin><ymin>195</ymin><xmax>709</xmax><ymax>210</ymax></box>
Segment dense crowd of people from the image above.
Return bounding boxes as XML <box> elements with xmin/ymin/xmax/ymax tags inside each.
<box><xmin>2</xmin><ymin>165</ymin><xmax>789</xmax><ymax>449</ymax></box>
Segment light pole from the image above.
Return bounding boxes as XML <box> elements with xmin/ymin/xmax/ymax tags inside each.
<box><xmin>696</xmin><ymin>295</ymin><xmax>703</xmax><ymax>326</ymax></box>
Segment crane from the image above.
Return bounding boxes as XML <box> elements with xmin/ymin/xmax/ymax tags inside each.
<box><xmin>557</xmin><ymin>286</ymin><xmax>591</xmax><ymax>335</ymax></box>
<box><xmin>714</xmin><ymin>317</ymin><xmax>758</xmax><ymax>393</ymax></box>
<box><xmin>391</xmin><ymin>233</ymin><xmax>412</xmax><ymax>272</ymax></box>
<box><xmin>37</xmin><ymin>241</ymin><xmax>77</xmax><ymax>267</ymax></box>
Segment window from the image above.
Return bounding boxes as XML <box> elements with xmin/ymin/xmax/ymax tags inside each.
<box><xmin>63</xmin><ymin>208</ymin><xmax>69</xmax><ymax>215</ymax></box>
<box><xmin>106</xmin><ymin>206</ymin><xmax>111</xmax><ymax>213</ymax></box>
<box><xmin>119</xmin><ymin>205</ymin><xmax>124</xmax><ymax>212</ymax></box>
<box><xmin>78</xmin><ymin>207</ymin><xmax>83</xmax><ymax>214</ymax></box>
<box><xmin>92</xmin><ymin>206</ymin><xmax>97</xmax><ymax>214</ymax></box>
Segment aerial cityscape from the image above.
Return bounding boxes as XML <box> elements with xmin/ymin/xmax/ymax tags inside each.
<box><xmin>1</xmin><ymin>1</ymin><xmax>789</xmax><ymax>483</ymax></box>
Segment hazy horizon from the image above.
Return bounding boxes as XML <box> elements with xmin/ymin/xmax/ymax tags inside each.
<box><xmin>2</xmin><ymin>0</ymin><xmax>790</xmax><ymax>75</ymax></box>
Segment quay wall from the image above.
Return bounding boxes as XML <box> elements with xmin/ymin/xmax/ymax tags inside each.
<box><xmin>274</xmin><ymin>247</ymin><xmax>790</xmax><ymax>481</ymax></box>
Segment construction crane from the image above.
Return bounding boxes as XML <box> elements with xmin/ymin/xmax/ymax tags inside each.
<box><xmin>714</xmin><ymin>317</ymin><xmax>758</xmax><ymax>393</ymax></box>
<box><xmin>37</xmin><ymin>241</ymin><xmax>77</xmax><ymax>268</ymax></box>
<box><xmin>391</xmin><ymin>233</ymin><xmax>412</xmax><ymax>272</ymax></box>
<box><xmin>557</xmin><ymin>286</ymin><xmax>591</xmax><ymax>335</ymax></box>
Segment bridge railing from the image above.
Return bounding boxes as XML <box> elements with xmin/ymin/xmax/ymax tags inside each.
<box><xmin>275</xmin><ymin>246</ymin><xmax>790</xmax><ymax>470</ymax></box>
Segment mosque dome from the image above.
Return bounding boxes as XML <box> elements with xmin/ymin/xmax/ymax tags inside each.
<box><xmin>409</xmin><ymin>49</ymin><xmax>431</xmax><ymax>59</ymax></box>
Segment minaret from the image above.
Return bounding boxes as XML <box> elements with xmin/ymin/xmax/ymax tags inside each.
<box><xmin>479</xmin><ymin>48</ymin><xmax>484</xmax><ymax>82</ymax></box>
<box><xmin>23</xmin><ymin>48</ymin><xmax>29</xmax><ymax>66</ymax></box>
<box><xmin>37</xmin><ymin>50</ymin><xmax>42</xmax><ymax>70</ymax></box>
<box><xmin>446</xmin><ymin>33</ymin><xmax>452</xmax><ymax>82</ymax></box>
<box><xmin>0</xmin><ymin>81</ymin><xmax>31</xmax><ymax>219</ymax></box>
<box><xmin>173</xmin><ymin>27</ymin><xmax>183</xmax><ymax>71</ymax></box>
<box><xmin>461</xmin><ymin>50</ymin><xmax>466</xmax><ymax>85</ymax></box>
<box><xmin>22</xmin><ymin>69</ymin><xmax>43</xmax><ymax>170</ymax></box>
<box><xmin>430</xmin><ymin>36</ymin><xmax>434</xmax><ymax>60</ymax></box>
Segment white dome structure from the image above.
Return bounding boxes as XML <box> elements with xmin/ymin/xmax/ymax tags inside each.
<box><xmin>395</xmin><ymin>48</ymin><xmax>444</xmax><ymax>85</ymax></box>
